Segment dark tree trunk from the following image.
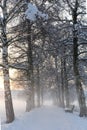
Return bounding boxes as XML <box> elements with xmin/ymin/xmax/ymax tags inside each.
<box><xmin>60</xmin><ymin>58</ymin><xmax>65</xmax><ymax>108</ymax></box>
<box><xmin>54</xmin><ymin>55</ymin><xmax>61</xmax><ymax>106</ymax></box>
<box><xmin>26</xmin><ymin>20</ymin><xmax>35</xmax><ymax>111</ymax></box>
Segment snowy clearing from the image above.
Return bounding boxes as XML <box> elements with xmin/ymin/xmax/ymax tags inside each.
<box><xmin>2</xmin><ymin>106</ymin><xmax>87</xmax><ymax>130</ymax></box>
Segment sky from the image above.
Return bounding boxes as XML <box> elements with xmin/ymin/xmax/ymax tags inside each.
<box><xmin>86</xmin><ymin>0</ymin><xmax>87</xmax><ymax>13</ymax></box>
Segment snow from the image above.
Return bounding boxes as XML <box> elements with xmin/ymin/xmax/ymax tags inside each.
<box><xmin>0</xmin><ymin>90</ymin><xmax>26</xmax><ymax>123</ymax></box>
<box><xmin>25</xmin><ymin>3</ymin><xmax>48</xmax><ymax>21</ymax></box>
<box><xmin>1</xmin><ymin>106</ymin><xmax>87</xmax><ymax>130</ymax></box>
<box><xmin>45</xmin><ymin>1</ymin><xmax>52</xmax><ymax>9</ymax></box>
<box><xmin>1</xmin><ymin>90</ymin><xmax>87</xmax><ymax>130</ymax></box>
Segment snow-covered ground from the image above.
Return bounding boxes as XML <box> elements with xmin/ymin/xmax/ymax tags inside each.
<box><xmin>1</xmin><ymin>90</ymin><xmax>87</xmax><ymax>130</ymax></box>
<box><xmin>1</xmin><ymin>106</ymin><xmax>87</xmax><ymax>130</ymax></box>
<box><xmin>0</xmin><ymin>90</ymin><xmax>26</xmax><ymax>123</ymax></box>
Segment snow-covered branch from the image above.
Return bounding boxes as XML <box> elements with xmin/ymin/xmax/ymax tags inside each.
<box><xmin>25</xmin><ymin>3</ymin><xmax>48</xmax><ymax>22</ymax></box>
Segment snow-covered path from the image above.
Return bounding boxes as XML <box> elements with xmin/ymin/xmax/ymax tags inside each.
<box><xmin>2</xmin><ymin>106</ymin><xmax>87</xmax><ymax>130</ymax></box>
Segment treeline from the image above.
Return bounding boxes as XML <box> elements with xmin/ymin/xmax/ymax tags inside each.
<box><xmin>0</xmin><ymin>0</ymin><xmax>87</xmax><ymax>123</ymax></box>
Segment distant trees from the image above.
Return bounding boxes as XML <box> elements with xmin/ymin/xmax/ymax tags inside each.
<box><xmin>42</xmin><ymin>0</ymin><xmax>87</xmax><ymax>116</ymax></box>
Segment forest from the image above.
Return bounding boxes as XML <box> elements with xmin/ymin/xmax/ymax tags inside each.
<box><xmin>0</xmin><ymin>0</ymin><xmax>87</xmax><ymax>129</ymax></box>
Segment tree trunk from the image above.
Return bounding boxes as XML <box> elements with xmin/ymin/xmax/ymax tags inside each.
<box><xmin>41</xmin><ymin>85</ymin><xmax>44</xmax><ymax>106</ymax></box>
<box><xmin>26</xmin><ymin>20</ymin><xmax>35</xmax><ymax>111</ymax></box>
<box><xmin>36</xmin><ymin>65</ymin><xmax>40</xmax><ymax>107</ymax></box>
<box><xmin>1</xmin><ymin>1</ymin><xmax>14</xmax><ymax>123</ymax></box>
<box><xmin>54</xmin><ymin>55</ymin><xmax>61</xmax><ymax>106</ymax></box>
<box><xmin>60</xmin><ymin>58</ymin><xmax>65</xmax><ymax>107</ymax></box>
<box><xmin>63</xmin><ymin>46</ymin><xmax>69</xmax><ymax>108</ymax></box>
<box><xmin>64</xmin><ymin>57</ymin><xmax>69</xmax><ymax>108</ymax></box>
<box><xmin>2</xmin><ymin>45</ymin><xmax>15</xmax><ymax>123</ymax></box>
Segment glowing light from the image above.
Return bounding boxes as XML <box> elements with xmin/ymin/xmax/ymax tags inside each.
<box><xmin>0</xmin><ymin>76</ymin><xmax>4</xmax><ymax>90</ymax></box>
<box><xmin>43</xmin><ymin>100</ymin><xmax>53</xmax><ymax>106</ymax></box>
